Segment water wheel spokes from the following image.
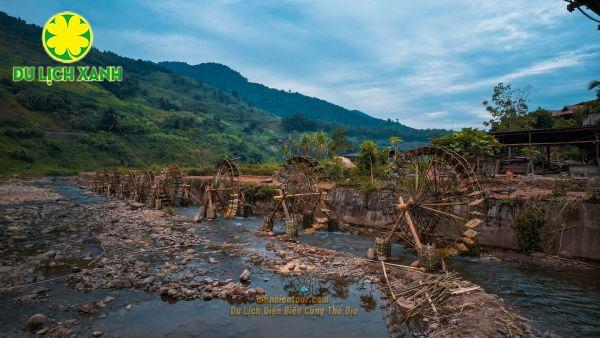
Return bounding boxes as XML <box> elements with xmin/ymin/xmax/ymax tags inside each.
<box><xmin>383</xmin><ymin>146</ymin><xmax>484</xmax><ymax>262</ymax></box>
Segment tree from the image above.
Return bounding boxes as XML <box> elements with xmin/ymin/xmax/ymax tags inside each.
<box><xmin>300</xmin><ymin>134</ymin><xmax>311</xmax><ymax>156</ymax></box>
<box><xmin>389</xmin><ymin>136</ymin><xmax>403</xmax><ymax>159</ymax></box>
<box><xmin>359</xmin><ymin>141</ymin><xmax>377</xmax><ymax>183</ymax></box>
<box><xmin>330</xmin><ymin>128</ymin><xmax>351</xmax><ymax>155</ymax></box>
<box><xmin>529</xmin><ymin>108</ymin><xmax>554</xmax><ymax>129</ymax></box>
<box><xmin>432</xmin><ymin>128</ymin><xmax>502</xmax><ymax>170</ymax></box>
<box><xmin>281</xmin><ymin>114</ymin><xmax>320</xmax><ymax>132</ymax></box>
<box><xmin>98</xmin><ymin>108</ymin><xmax>120</xmax><ymax>133</ymax></box>
<box><xmin>314</xmin><ymin>131</ymin><xmax>326</xmax><ymax>160</ymax></box>
<box><xmin>357</xmin><ymin>141</ymin><xmax>387</xmax><ymax>183</ymax></box>
<box><xmin>482</xmin><ymin>83</ymin><xmax>531</xmax><ymax>131</ymax></box>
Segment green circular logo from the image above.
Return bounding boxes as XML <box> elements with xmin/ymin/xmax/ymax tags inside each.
<box><xmin>42</xmin><ymin>11</ymin><xmax>93</xmax><ymax>63</ymax></box>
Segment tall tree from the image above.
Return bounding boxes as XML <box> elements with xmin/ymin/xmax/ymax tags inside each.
<box><xmin>330</xmin><ymin>128</ymin><xmax>351</xmax><ymax>155</ymax></box>
<box><xmin>314</xmin><ymin>131</ymin><xmax>326</xmax><ymax>159</ymax></box>
<box><xmin>357</xmin><ymin>141</ymin><xmax>381</xmax><ymax>183</ymax></box>
<box><xmin>482</xmin><ymin>83</ymin><xmax>530</xmax><ymax>131</ymax></box>
<box><xmin>300</xmin><ymin>134</ymin><xmax>311</xmax><ymax>156</ymax></box>
<box><xmin>389</xmin><ymin>136</ymin><xmax>403</xmax><ymax>160</ymax></box>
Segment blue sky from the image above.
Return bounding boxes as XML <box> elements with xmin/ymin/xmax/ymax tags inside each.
<box><xmin>2</xmin><ymin>1</ymin><xmax>599</xmax><ymax>129</ymax></box>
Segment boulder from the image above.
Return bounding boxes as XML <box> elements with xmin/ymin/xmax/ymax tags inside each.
<box><xmin>239</xmin><ymin>269</ymin><xmax>251</xmax><ymax>282</ymax></box>
<box><xmin>25</xmin><ymin>313</ymin><xmax>47</xmax><ymax>332</ymax></box>
<box><xmin>77</xmin><ymin>303</ymin><xmax>96</xmax><ymax>314</ymax></box>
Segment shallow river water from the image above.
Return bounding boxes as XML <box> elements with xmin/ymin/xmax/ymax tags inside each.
<box><xmin>0</xmin><ymin>180</ymin><xmax>598</xmax><ymax>337</ymax></box>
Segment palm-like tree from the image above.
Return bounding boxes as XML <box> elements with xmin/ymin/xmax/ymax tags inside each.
<box><xmin>389</xmin><ymin>136</ymin><xmax>403</xmax><ymax>160</ymax></box>
<box><xmin>314</xmin><ymin>131</ymin><xmax>326</xmax><ymax>160</ymax></box>
<box><xmin>300</xmin><ymin>134</ymin><xmax>311</xmax><ymax>156</ymax></box>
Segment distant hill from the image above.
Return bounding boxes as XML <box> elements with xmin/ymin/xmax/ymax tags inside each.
<box><xmin>0</xmin><ymin>11</ymin><xmax>280</xmax><ymax>177</ymax></box>
<box><xmin>160</xmin><ymin>61</ymin><xmax>449</xmax><ymax>147</ymax></box>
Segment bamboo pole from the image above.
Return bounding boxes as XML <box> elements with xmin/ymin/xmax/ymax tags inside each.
<box><xmin>385</xmin><ymin>204</ymin><xmax>408</xmax><ymax>243</ymax></box>
<box><xmin>381</xmin><ymin>261</ymin><xmax>397</xmax><ymax>301</ymax></box>
<box><xmin>403</xmin><ymin>205</ymin><xmax>422</xmax><ymax>250</ymax></box>
<box><xmin>273</xmin><ymin>192</ymin><xmax>326</xmax><ymax>200</ymax></box>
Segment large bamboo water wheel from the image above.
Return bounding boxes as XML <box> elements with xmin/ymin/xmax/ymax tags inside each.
<box><xmin>116</xmin><ymin>170</ymin><xmax>136</xmax><ymax>200</ymax></box>
<box><xmin>123</xmin><ymin>170</ymin><xmax>153</xmax><ymax>203</ymax></box>
<box><xmin>154</xmin><ymin>165</ymin><xmax>187</xmax><ymax>208</ymax></box>
<box><xmin>104</xmin><ymin>169</ymin><xmax>122</xmax><ymax>198</ymax></box>
<box><xmin>135</xmin><ymin>170</ymin><xmax>155</xmax><ymax>203</ymax></box>
<box><xmin>197</xmin><ymin>158</ymin><xmax>245</xmax><ymax>221</ymax></box>
<box><xmin>379</xmin><ymin>146</ymin><xmax>484</xmax><ymax>267</ymax></box>
<box><xmin>262</xmin><ymin>156</ymin><xmax>335</xmax><ymax>239</ymax></box>
<box><xmin>91</xmin><ymin>169</ymin><xmax>109</xmax><ymax>194</ymax></box>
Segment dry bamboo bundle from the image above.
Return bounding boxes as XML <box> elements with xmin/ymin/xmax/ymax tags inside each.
<box><xmin>383</xmin><ymin>269</ymin><xmax>480</xmax><ymax>321</ymax></box>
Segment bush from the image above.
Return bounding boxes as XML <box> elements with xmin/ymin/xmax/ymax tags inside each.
<box><xmin>550</xmin><ymin>175</ymin><xmax>577</xmax><ymax>198</ymax></box>
<box><xmin>2</xmin><ymin>127</ymin><xmax>43</xmax><ymax>138</ymax></box>
<box><xmin>164</xmin><ymin>206</ymin><xmax>178</xmax><ymax>216</ymax></box>
<box><xmin>243</xmin><ymin>184</ymin><xmax>277</xmax><ymax>204</ymax></box>
<box><xmin>238</xmin><ymin>163</ymin><xmax>279</xmax><ymax>176</ymax></box>
<box><xmin>323</xmin><ymin>159</ymin><xmax>346</xmax><ymax>181</ymax></box>
<box><xmin>586</xmin><ymin>179</ymin><xmax>600</xmax><ymax>203</ymax></box>
<box><xmin>184</xmin><ymin>166</ymin><xmax>214</xmax><ymax>176</ymax></box>
<box><xmin>7</xmin><ymin>147</ymin><xmax>34</xmax><ymax>162</ymax></box>
<box><xmin>512</xmin><ymin>201</ymin><xmax>545</xmax><ymax>252</ymax></box>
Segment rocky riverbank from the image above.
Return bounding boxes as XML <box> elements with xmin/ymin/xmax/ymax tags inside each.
<box><xmin>0</xmin><ymin>178</ymin><xmax>532</xmax><ymax>337</ymax></box>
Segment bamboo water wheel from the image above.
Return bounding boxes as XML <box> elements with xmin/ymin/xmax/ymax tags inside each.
<box><xmin>262</xmin><ymin>156</ymin><xmax>335</xmax><ymax>239</ymax></box>
<box><xmin>197</xmin><ymin>158</ymin><xmax>245</xmax><ymax>221</ymax></box>
<box><xmin>91</xmin><ymin>169</ymin><xmax>109</xmax><ymax>194</ymax></box>
<box><xmin>117</xmin><ymin>170</ymin><xmax>136</xmax><ymax>199</ymax></box>
<box><xmin>379</xmin><ymin>146</ymin><xmax>484</xmax><ymax>266</ymax></box>
<box><xmin>135</xmin><ymin>170</ymin><xmax>155</xmax><ymax>203</ymax></box>
<box><xmin>154</xmin><ymin>165</ymin><xmax>187</xmax><ymax>208</ymax></box>
<box><xmin>105</xmin><ymin>169</ymin><xmax>122</xmax><ymax>198</ymax></box>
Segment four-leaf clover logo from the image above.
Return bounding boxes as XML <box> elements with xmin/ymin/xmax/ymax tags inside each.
<box><xmin>42</xmin><ymin>11</ymin><xmax>93</xmax><ymax>63</ymax></box>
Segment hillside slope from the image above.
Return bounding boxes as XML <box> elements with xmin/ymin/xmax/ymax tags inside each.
<box><xmin>160</xmin><ymin>62</ymin><xmax>449</xmax><ymax>147</ymax></box>
<box><xmin>0</xmin><ymin>12</ymin><xmax>281</xmax><ymax>177</ymax></box>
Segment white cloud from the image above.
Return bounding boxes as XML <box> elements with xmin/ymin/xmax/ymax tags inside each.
<box><xmin>94</xmin><ymin>1</ymin><xmax>600</xmax><ymax>128</ymax></box>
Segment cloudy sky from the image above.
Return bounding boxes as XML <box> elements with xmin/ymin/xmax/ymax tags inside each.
<box><xmin>2</xmin><ymin>1</ymin><xmax>599</xmax><ymax>129</ymax></box>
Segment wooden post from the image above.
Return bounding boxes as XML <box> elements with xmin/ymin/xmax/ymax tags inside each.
<box><xmin>206</xmin><ymin>186</ymin><xmax>213</xmax><ymax>209</ymax></box>
<box><xmin>399</xmin><ymin>196</ymin><xmax>422</xmax><ymax>249</ymax></box>
<box><xmin>274</xmin><ymin>189</ymin><xmax>291</xmax><ymax>223</ymax></box>
<box><xmin>528</xmin><ymin>130</ymin><xmax>534</xmax><ymax>175</ymax></box>
<box><xmin>404</xmin><ymin>209</ymin><xmax>422</xmax><ymax>250</ymax></box>
<box><xmin>594</xmin><ymin>132</ymin><xmax>600</xmax><ymax>167</ymax></box>
<box><xmin>540</xmin><ymin>146</ymin><xmax>544</xmax><ymax>171</ymax></box>
<box><xmin>385</xmin><ymin>210</ymin><xmax>406</xmax><ymax>243</ymax></box>
<box><xmin>386</xmin><ymin>196</ymin><xmax>422</xmax><ymax>249</ymax></box>
<box><xmin>281</xmin><ymin>200</ymin><xmax>291</xmax><ymax>223</ymax></box>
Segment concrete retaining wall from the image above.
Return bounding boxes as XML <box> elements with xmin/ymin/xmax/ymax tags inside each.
<box><xmin>327</xmin><ymin>188</ymin><xmax>600</xmax><ymax>260</ymax></box>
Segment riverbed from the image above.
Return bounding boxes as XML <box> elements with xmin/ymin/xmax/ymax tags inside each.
<box><xmin>0</xmin><ymin>178</ymin><xmax>598</xmax><ymax>337</ymax></box>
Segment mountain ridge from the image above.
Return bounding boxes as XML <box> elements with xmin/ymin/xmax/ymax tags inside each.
<box><xmin>0</xmin><ymin>11</ymin><xmax>280</xmax><ymax>176</ymax></box>
<box><xmin>160</xmin><ymin>61</ymin><xmax>448</xmax><ymax>145</ymax></box>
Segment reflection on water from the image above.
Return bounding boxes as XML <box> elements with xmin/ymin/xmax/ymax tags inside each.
<box><xmin>295</xmin><ymin>222</ymin><xmax>600</xmax><ymax>337</ymax></box>
<box><xmin>3</xmin><ymin>182</ymin><xmax>595</xmax><ymax>337</ymax></box>
<box><xmin>447</xmin><ymin>255</ymin><xmax>600</xmax><ymax>337</ymax></box>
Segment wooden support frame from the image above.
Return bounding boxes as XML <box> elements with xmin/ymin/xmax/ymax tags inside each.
<box><xmin>386</xmin><ymin>196</ymin><xmax>422</xmax><ymax>250</ymax></box>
